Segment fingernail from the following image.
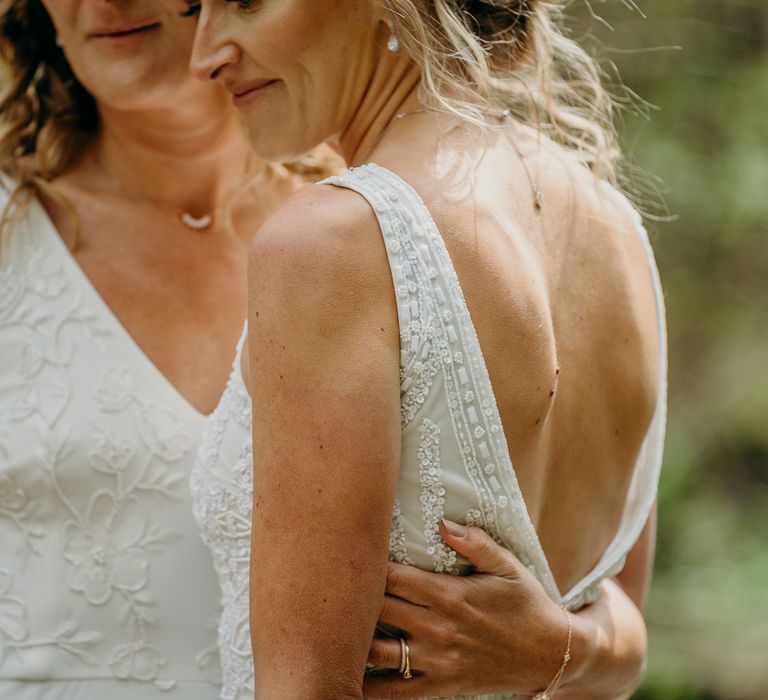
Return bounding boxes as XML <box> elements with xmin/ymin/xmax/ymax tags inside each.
<box><xmin>441</xmin><ymin>518</ymin><xmax>467</xmax><ymax>538</ymax></box>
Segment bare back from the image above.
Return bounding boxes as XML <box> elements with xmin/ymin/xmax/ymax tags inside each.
<box><xmin>378</xmin><ymin>124</ymin><xmax>661</xmax><ymax>592</ymax></box>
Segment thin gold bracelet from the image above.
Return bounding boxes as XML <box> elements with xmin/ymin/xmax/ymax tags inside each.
<box><xmin>533</xmin><ymin>605</ymin><xmax>573</xmax><ymax>700</ymax></box>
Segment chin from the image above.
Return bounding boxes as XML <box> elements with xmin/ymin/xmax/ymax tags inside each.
<box><xmin>108</xmin><ymin>80</ymin><xmax>217</xmax><ymax>118</ymax></box>
<box><xmin>244</xmin><ymin>123</ymin><xmax>322</xmax><ymax>165</ymax></box>
<box><xmin>77</xmin><ymin>49</ymin><xmax>197</xmax><ymax>109</ymax></box>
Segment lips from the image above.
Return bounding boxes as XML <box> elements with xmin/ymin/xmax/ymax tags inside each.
<box><xmin>229</xmin><ymin>79</ymin><xmax>278</xmax><ymax>108</ymax></box>
<box><xmin>89</xmin><ymin>21</ymin><xmax>160</xmax><ymax>39</ymax></box>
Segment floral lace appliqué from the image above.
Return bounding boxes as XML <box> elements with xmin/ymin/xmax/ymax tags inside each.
<box><xmin>0</xmin><ymin>198</ymin><xmax>219</xmax><ymax>691</ymax></box>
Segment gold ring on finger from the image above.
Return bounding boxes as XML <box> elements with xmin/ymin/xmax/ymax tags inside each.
<box><xmin>399</xmin><ymin>638</ymin><xmax>412</xmax><ymax>679</ymax></box>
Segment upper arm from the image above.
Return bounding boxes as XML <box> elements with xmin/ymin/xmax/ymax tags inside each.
<box><xmin>246</xmin><ymin>185</ymin><xmax>401</xmax><ymax>699</ymax></box>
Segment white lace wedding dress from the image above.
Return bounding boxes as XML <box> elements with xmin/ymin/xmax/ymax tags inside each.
<box><xmin>0</xmin><ymin>180</ymin><xmax>223</xmax><ymax>698</ymax></box>
<box><xmin>191</xmin><ymin>163</ymin><xmax>667</xmax><ymax>700</ymax></box>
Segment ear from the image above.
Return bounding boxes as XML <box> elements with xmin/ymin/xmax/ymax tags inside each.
<box><xmin>374</xmin><ymin>0</ymin><xmax>392</xmax><ymax>23</ymax></box>
<box><xmin>371</xmin><ymin>2</ymin><xmax>398</xmax><ymax>55</ymax></box>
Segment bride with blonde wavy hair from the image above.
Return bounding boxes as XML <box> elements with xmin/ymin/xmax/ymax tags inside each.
<box><xmin>189</xmin><ymin>0</ymin><xmax>666</xmax><ymax>698</ymax></box>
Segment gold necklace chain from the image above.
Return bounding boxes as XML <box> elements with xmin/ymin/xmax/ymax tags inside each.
<box><xmin>357</xmin><ymin>108</ymin><xmax>430</xmax><ymax>166</ymax></box>
<box><xmin>356</xmin><ymin>106</ymin><xmax>542</xmax><ymax>211</ymax></box>
<box><xmin>91</xmin><ymin>152</ymin><xmax>243</xmax><ymax>232</ymax></box>
<box><xmin>498</xmin><ymin>108</ymin><xmax>543</xmax><ymax>211</ymax></box>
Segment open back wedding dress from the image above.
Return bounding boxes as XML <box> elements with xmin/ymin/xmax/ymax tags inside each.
<box><xmin>191</xmin><ymin>163</ymin><xmax>667</xmax><ymax>700</ymax></box>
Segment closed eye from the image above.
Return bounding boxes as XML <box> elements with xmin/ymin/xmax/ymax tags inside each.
<box><xmin>224</xmin><ymin>0</ymin><xmax>261</xmax><ymax>11</ymax></box>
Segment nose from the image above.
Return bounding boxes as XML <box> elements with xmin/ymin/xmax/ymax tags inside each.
<box><xmin>190</xmin><ymin>7</ymin><xmax>240</xmax><ymax>81</ymax></box>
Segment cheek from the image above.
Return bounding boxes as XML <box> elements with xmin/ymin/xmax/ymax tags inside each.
<box><xmin>245</xmin><ymin>5</ymin><xmax>315</xmax><ymax>70</ymax></box>
<box><xmin>39</xmin><ymin>0</ymin><xmax>73</xmax><ymax>35</ymax></box>
<box><xmin>161</xmin><ymin>23</ymin><xmax>197</xmax><ymax>67</ymax></box>
<box><xmin>235</xmin><ymin>2</ymin><xmax>377</xmax><ymax>155</ymax></box>
<box><xmin>280</xmin><ymin>26</ymin><xmax>355</xmax><ymax>113</ymax></box>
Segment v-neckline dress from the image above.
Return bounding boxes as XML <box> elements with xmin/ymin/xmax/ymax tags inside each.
<box><xmin>1</xmin><ymin>179</ymin><xmax>223</xmax><ymax>698</ymax></box>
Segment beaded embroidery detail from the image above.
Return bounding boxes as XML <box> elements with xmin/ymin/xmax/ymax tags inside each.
<box><xmin>389</xmin><ymin>497</ymin><xmax>414</xmax><ymax>565</ymax></box>
<box><xmin>192</xmin><ymin>163</ymin><xmax>666</xmax><ymax>700</ymax></box>
<box><xmin>417</xmin><ymin>419</ymin><xmax>459</xmax><ymax>574</ymax></box>
<box><xmin>324</xmin><ymin>164</ymin><xmax>561</xmax><ymax>602</ymax></box>
<box><xmin>190</xmin><ymin>327</ymin><xmax>255</xmax><ymax>700</ymax></box>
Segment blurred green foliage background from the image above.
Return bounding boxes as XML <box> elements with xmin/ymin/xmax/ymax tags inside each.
<box><xmin>570</xmin><ymin>1</ymin><xmax>768</xmax><ymax>697</ymax></box>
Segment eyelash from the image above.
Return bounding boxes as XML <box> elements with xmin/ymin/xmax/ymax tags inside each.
<box><xmin>178</xmin><ymin>0</ymin><xmax>258</xmax><ymax>18</ymax></box>
<box><xmin>226</xmin><ymin>0</ymin><xmax>260</xmax><ymax>10</ymax></box>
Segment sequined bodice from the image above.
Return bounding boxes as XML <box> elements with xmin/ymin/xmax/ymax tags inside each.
<box><xmin>191</xmin><ymin>334</ymin><xmax>253</xmax><ymax>700</ymax></box>
<box><xmin>0</xmin><ymin>182</ymin><xmax>222</xmax><ymax>698</ymax></box>
<box><xmin>192</xmin><ymin>163</ymin><xmax>667</xmax><ymax>700</ymax></box>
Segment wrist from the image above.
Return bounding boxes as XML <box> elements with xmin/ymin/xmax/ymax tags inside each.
<box><xmin>556</xmin><ymin>596</ymin><xmax>647</xmax><ymax>700</ymax></box>
<box><xmin>532</xmin><ymin>606</ymin><xmax>573</xmax><ymax>700</ymax></box>
<box><xmin>557</xmin><ymin>609</ymin><xmax>599</xmax><ymax>694</ymax></box>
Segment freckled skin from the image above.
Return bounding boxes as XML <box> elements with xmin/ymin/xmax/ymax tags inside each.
<box><xmin>190</xmin><ymin>2</ymin><xmax>661</xmax><ymax>695</ymax></box>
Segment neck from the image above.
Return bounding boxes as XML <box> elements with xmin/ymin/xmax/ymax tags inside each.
<box><xmin>332</xmin><ymin>58</ymin><xmax>423</xmax><ymax>166</ymax></box>
<box><xmin>88</xmin><ymin>92</ymin><xmax>251</xmax><ymax>216</ymax></box>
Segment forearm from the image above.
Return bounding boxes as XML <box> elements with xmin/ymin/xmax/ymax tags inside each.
<box><xmin>557</xmin><ymin>508</ymin><xmax>656</xmax><ymax>699</ymax></box>
<box><xmin>557</xmin><ymin>578</ymin><xmax>648</xmax><ymax>700</ymax></box>
<box><xmin>250</xmin><ymin>534</ymin><xmax>385</xmax><ymax>700</ymax></box>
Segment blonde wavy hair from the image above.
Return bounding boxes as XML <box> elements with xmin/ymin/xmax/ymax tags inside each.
<box><xmin>1</xmin><ymin>0</ymin><xmax>628</xmax><ymax>247</ymax></box>
<box><xmin>383</xmin><ymin>0</ymin><xmax>621</xmax><ymax>184</ymax></box>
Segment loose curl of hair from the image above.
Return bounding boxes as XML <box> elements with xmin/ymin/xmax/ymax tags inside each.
<box><xmin>0</xmin><ymin>0</ymin><xmax>97</xmax><ymax>176</ymax></box>
<box><xmin>383</xmin><ymin>0</ymin><xmax>622</xmax><ymax>184</ymax></box>
<box><xmin>0</xmin><ymin>0</ymin><xmax>97</xmax><ymax>247</ymax></box>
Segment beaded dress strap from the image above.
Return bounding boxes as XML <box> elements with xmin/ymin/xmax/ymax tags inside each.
<box><xmin>322</xmin><ymin>163</ymin><xmax>562</xmax><ymax>601</ymax></box>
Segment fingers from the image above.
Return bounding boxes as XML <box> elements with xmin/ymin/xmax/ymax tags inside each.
<box><xmin>367</xmin><ymin>636</ymin><xmax>403</xmax><ymax>669</ymax></box>
<box><xmin>363</xmin><ymin>671</ymin><xmax>437</xmax><ymax>700</ymax></box>
<box><xmin>366</xmin><ymin>637</ymin><xmax>435</xmax><ymax>698</ymax></box>
<box><xmin>439</xmin><ymin>519</ymin><xmax>525</xmax><ymax>578</ymax></box>
<box><xmin>377</xmin><ymin>593</ymin><xmax>429</xmax><ymax>632</ymax></box>
<box><xmin>385</xmin><ymin>561</ymin><xmax>441</xmax><ymax>606</ymax></box>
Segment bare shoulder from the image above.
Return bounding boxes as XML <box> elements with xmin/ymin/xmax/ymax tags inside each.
<box><xmin>247</xmin><ymin>180</ymin><xmax>395</xmax><ymax>326</ymax></box>
<box><xmin>249</xmin><ymin>180</ymin><xmax>380</xmax><ymax>282</ymax></box>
